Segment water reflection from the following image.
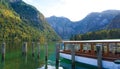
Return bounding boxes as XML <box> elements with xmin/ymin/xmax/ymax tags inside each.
<box><xmin>0</xmin><ymin>42</ymin><xmax>99</xmax><ymax>69</ymax></box>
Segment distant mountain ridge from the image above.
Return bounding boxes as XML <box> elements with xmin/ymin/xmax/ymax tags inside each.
<box><xmin>46</xmin><ymin>10</ymin><xmax>120</xmax><ymax>39</ymax></box>
<box><xmin>74</xmin><ymin>10</ymin><xmax>120</xmax><ymax>34</ymax></box>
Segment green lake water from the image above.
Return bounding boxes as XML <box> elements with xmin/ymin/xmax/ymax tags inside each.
<box><xmin>0</xmin><ymin>41</ymin><xmax>98</xmax><ymax>69</ymax></box>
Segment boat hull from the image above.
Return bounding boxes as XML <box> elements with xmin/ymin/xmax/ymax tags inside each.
<box><xmin>60</xmin><ymin>53</ymin><xmax>120</xmax><ymax>69</ymax></box>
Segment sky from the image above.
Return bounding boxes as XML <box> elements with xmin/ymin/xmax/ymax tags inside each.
<box><xmin>23</xmin><ymin>0</ymin><xmax>120</xmax><ymax>21</ymax></box>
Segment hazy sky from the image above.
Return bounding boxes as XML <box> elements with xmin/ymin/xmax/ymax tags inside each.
<box><xmin>23</xmin><ymin>0</ymin><xmax>120</xmax><ymax>21</ymax></box>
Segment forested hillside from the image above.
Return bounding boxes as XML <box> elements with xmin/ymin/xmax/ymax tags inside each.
<box><xmin>0</xmin><ymin>0</ymin><xmax>60</xmax><ymax>42</ymax></box>
<box><xmin>70</xmin><ymin>29</ymin><xmax>120</xmax><ymax>40</ymax></box>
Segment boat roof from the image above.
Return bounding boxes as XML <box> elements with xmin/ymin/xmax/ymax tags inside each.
<box><xmin>62</xmin><ymin>39</ymin><xmax>120</xmax><ymax>43</ymax></box>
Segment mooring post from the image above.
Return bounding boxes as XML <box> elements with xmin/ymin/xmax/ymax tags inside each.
<box><xmin>1</xmin><ymin>42</ymin><xmax>6</xmax><ymax>62</ymax></box>
<box><xmin>56</xmin><ymin>43</ymin><xmax>60</xmax><ymax>69</ymax></box>
<box><xmin>22</xmin><ymin>42</ymin><xmax>27</xmax><ymax>56</ymax></box>
<box><xmin>45</xmin><ymin>43</ymin><xmax>48</xmax><ymax>69</ymax></box>
<box><xmin>37</xmin><ymin>42</ymin><xmax>40</xmax><ymax>58</ymax></box>
<box><xmin>32</xmin><ymin>42</ymin><xmax>35</xmax><ymax>57</ymax></box>
<box><xmin>71</xmin><ymin>44</ymin><xmax>75</xmax><ymax>69</ymax></box>
<box><xmin>96</xmin><ymin>44</ymin><xmax>102</xmax><ymax>69</ymax></box>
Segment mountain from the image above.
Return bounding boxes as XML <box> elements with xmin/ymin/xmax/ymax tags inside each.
<box><xmin>74</xmin><ymin>10</ymin><xmax>120</xmax><ymax>34</ymax></box>
<box><xmin>0</xmin><ymin>0</ymin><xmax>60</xmax><ymax>42</ymax></box>
<box><xmin>107</xmin><ymin>14</ymin><xmax>120</xmax><ymax>29</ymax></box>
<box><xmin>46</xmin><ymin>10</ymin><xmax>120</xmax><ymax>39</ymax></box>
<box><xmin>46</xmin><ymin>16</ymin><xmax>74</xmax><ymax>39</ymax></box>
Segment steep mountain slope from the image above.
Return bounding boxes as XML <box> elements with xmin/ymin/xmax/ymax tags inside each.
<box><xmin>46</xmin><ymin>16</ymin><xmax>74</xmax><ymax>39</ymax></box>
<box><xmin>107</xmin><ymin>14</ymin><xmax>120</xmax><ymax>29</ymax></box>
<box><xmin>0</xmin><ymin>0</ymin><xmax>60</xmax><ymax>41</ymax></box>
<box><xmin>47</xmin><ymin>10</ymin><xmax>120</xmax><ymax>39</ymax></box>
<box><xmin>74</xmin><ymin>10</ymin><xmax>120</xmax><ymax>34</ymax></box>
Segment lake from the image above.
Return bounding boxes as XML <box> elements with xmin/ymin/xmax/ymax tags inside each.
<box><xmin>0</xmin><ymin>41</ymin><xmax>98</xmax><ymax>69</ymax></box>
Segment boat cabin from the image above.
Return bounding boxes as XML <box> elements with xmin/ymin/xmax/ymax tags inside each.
<box><xmin>60</xmin><ymin>39</ymin><xmax>120</xmax><ymax>61</ymax></box>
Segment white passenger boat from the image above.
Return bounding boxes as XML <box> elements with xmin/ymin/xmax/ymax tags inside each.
<box><xmin>60</xmin><ymin>39</ymin><xmax>120</xmax><ymax>69</ymax></box>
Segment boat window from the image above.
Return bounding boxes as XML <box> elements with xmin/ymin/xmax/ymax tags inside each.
<box><xmin>65</xmin><ymin>44</ymin><xmax>71</xmax><ymax>50</ymax></box>
<box><xmin>74</xmin><ymin>44</ymin><xmax>80</xmax><ymax>51</ymax></box>
<box><xmin>109</xmin><ymin>43</ymin><xmax>115</xmax><ymax>53</ymax></box>
<box><xmin>116</xmin><ymin>43</ymin><xmax>120</xmax><ymax>53</ymax></box>
<box><xmin>83</xmin><ymin>43</ymin><xmax>91</xmax><ymax>50</ymax></box>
